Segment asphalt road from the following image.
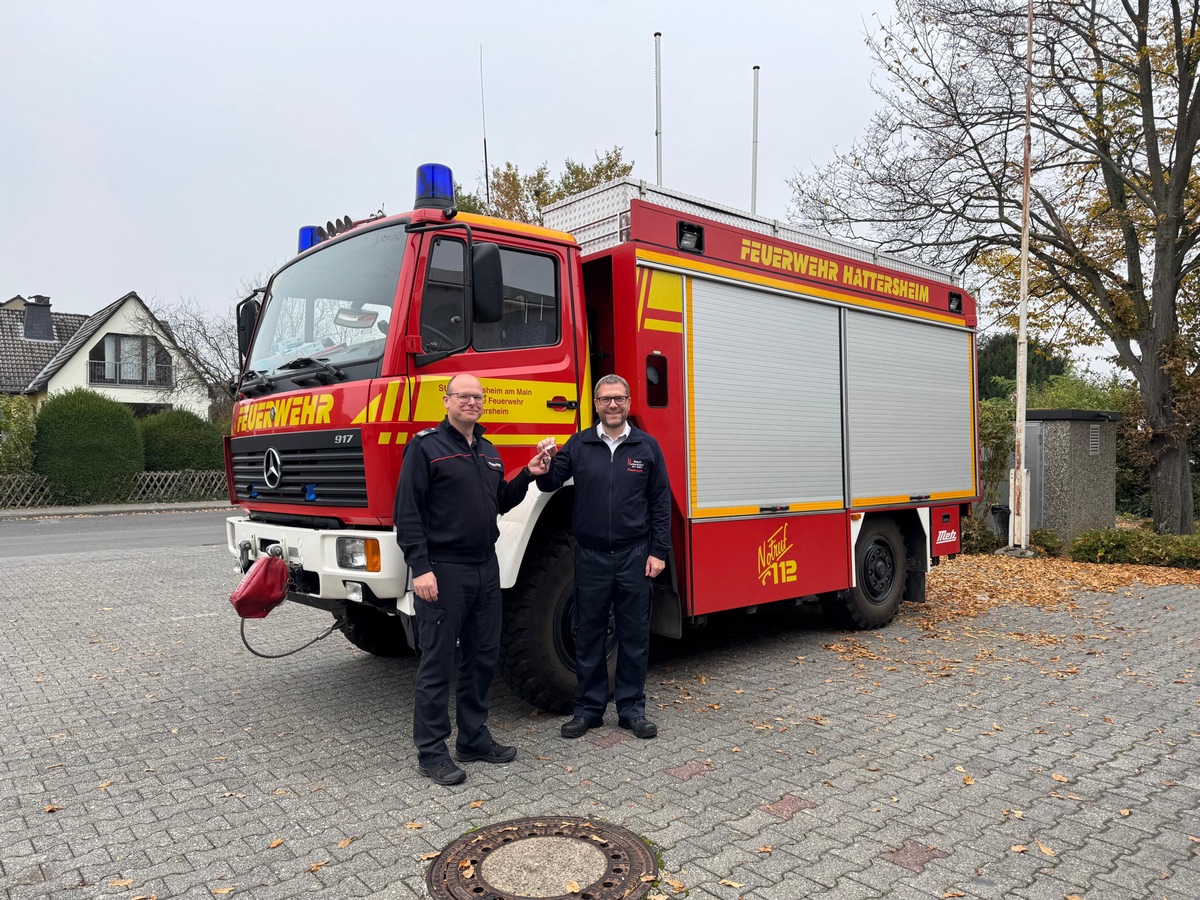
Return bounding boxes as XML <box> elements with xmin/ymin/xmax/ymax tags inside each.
<box><xmin>0</xmin><ymin>509</ymin><xmax>232</xmax><ymax>558</ymax></box>
<box><xmin>1</xmin><ymin>516</ymin><xmax>1198</xmax><ymax>899</ymax></box>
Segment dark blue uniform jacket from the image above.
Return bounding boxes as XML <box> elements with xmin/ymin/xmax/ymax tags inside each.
<box><xmin>394</xmin><ymin>418</ymin><xmax>532</xmax><ymax>577</ymax></box>
<box><xmin>535</xmin><ymin>424</ymin><xmax>671</xmax><ymax>558</ymax></box>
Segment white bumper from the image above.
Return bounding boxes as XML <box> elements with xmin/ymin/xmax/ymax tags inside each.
<box><xmin>226</xmin><ymin>515</ymin><xmax>408</xmax><ymax>602</ymax></box>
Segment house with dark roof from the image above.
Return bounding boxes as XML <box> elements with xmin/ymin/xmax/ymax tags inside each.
<box><xmin>1</xmin><ymin>293</ymin><xmax>211</xmax><ymax>417</ymax></box>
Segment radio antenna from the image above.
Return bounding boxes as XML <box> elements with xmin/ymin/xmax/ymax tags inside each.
<box><xmin>480</xmin><ymin>44</ymin><xmax>491</xmax><ymax>208</ymax></box>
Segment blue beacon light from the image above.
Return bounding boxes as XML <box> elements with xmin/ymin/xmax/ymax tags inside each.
<box><xmin>297</xmin><ymin>225</ymin><xmax>321</xmax><ymax>252</ymax></box>
<box><xmin>414</xmin><ymin>163</ymin><xmax>455</xmax><ymax>211</ymax></box>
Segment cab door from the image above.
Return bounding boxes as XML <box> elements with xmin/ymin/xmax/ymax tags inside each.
<box><xmin>406</xmin><ymin>231</ymin><xmax>583</xmax><ymax>469</ymax></box>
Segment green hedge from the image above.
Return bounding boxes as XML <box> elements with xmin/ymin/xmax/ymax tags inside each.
<box><xmin>0</xmin><ymin>395</ymin><xmax>36</xmax><ymax>475</ymax></box>
<box><xmin>1070</xmin><ymin>528</ymin><xmax>1200</xmax><ymax>568</ymax></box>
<box><xmin>140</xmin><ymin>409</ymin><xmax>223</xmax><ymax>471</ymax></box>
<box><xmin>32</xmin><ymin>388</ymin><xmax>145</xmax><ymax>503</ymax></box>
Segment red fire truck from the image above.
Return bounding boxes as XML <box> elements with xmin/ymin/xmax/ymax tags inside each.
<box><xmin>226</xmin><ymin>163</ymin><xmax>978</xmax><ymax>712</ymax></box>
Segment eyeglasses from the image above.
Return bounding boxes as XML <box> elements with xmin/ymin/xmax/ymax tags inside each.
<box><xmin>447</xmin><ymin>392</ymin><xmax>486</xmax><ymax>405</ymax></box>
<box><xmin>595</xmin><ymin>395</ymin><xmax>629</xmax><ymax>406</ymax></box>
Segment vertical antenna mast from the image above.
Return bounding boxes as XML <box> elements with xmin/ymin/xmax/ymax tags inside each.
<box><xmin>751</xmin><ymin>65</ymin><xmax>760</xmax><ymax>214</ymax></box>
<box><xmin>480</xmin><ymin>44</ymin><xmax>491</xmax><ymax>208</ymax></box>
<box><xmin>654</xmin><ymin>31</ymin><xmax>663</xmax><ymax>185</ymax></box>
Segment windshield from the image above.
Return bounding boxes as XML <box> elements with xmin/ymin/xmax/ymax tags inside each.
<box><xmin>248</xmin><ymin>223</ymin><xmax>408</xmax><ymax>374</ymax></box>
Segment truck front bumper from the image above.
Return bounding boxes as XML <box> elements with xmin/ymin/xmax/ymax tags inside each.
<box><xmin>226</xmin><ymin>515</ymin><xmax>408</xmax><ymax>604</ymax></box>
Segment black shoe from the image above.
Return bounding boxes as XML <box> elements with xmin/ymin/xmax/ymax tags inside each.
<box><xmin>618</xmin><ymin>716</ymin><xmax>658</xmax><ymax>739</ymax></box>
<box><xmin>418</xmin><ymin>759</ymin><xmax>466</xmax><ymax>785</ymax></box>
<box><xmin>455</xmin><ymin>741</ymin><xmax>517</xmax><ymax>764</ymax></box>
<box><xmin>560</xmin><ymin>716</ymin><xmax>602</xmax><ymax>739</ymax></box>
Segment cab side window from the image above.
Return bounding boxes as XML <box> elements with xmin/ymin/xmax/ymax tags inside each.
<box><xmin>420</xmin><ymin>238</ymin><xmax>466</xmax><ymax>353</ymax></box>
<box><xmin>473</xmin><ymin>248</ymin><xmax>559</xmax><ymax>351</ymax></box>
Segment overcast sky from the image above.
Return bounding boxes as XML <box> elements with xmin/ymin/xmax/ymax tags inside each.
<box><xmin>1</xmin><ymin>1</ymin><xmax>892</xmax><ymax>318</ymax></box>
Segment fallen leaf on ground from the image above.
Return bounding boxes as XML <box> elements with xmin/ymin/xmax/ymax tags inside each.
<box><xmin>268</xmin><ymin>839</ymin><xmax>283</xmax><ymax>849</ymax></box>
<box><xmin>307</xmin><ymin>861</ymin><xmax>328</xmax><ymax>873</ymax></box>
<box><xmin>756</xmin><ymin>845</ymin><xmax>773</xmax><ymax>853</ymax></box>
<box><xmin>719</xmin><ymin>879</ymin><xmax>743</xmax><ymax>888</ymax></box>
<box><xmin>963</xmin><ymin>775</ymin><xmax>975</xmax><ymax>785</ymax></box>
<box><xmin>109</xmin><ymin>880</ymin><xmax>134</xmax><ymax>887</ymax></box>
<box><xmin>420</xmin><ymin>851</ymin><xmax>439</xmax><ymax>860</ymax></box>
<box><xmin>1051</xmin><ymin>773</ymin><xmax>1070</xmax><ymax>783</ymax></box>
<box><xmin>405</xmin><ymin>822</ymin><xmax>423</xmax><ymax>829</ymax></box>
<box><xmin>943</xmin><ymin>892</ymin><xmax>966</xmax><ymax>898</ymax></box>
<box><xmin>459</xmin><ymin>861</ymin><xmax>475</xmax><ymax>879</ymax></box>
<box><xmin>98</xmin><ymin>781</ymin><xmax>114</xmax><ymax>791</ymax></box>
<box><xmin>1036</xmin><ymin>840</ymin><xmax>1056</xmax><ymax>857</ymax></box>
<box><xmin>1011</xmin><ymin>845</ymin><xmax>1028</xmax><ymax>853</ymax></box>
<box><xmin>663</xmin><ymin>876</ymin><xmax>686</xmax><ymax>891</ymax></box>
<box><xmin>1120</xmin><ymin>809</ymin><xmax>1131</xmax><ymax>817</ymax></box>
<box><xmin>566</xmin><ymin>880</ymin><xmax>581</xmax><ymax>893</ymax></box>
<box><xmin>43</xmin><ymin>804</ymin><xmax>64</xmax><ymax>813</ymax></box>
<box><xmin>469</xmin><ymin>800</ymin><xmax>485</xmax><ymax>809</ymax></box>
<box><xmin>212</xmin><ymin>889</ymin><xmax>236</xmax><ymax>895</ymax></box>
<box><xmin>337</xmin><ymin>837</ymin><xmax>356</xmax><ymax>849</ymax></box>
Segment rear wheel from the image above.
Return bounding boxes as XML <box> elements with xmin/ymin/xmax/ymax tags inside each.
<box><xmin>341</xmin><ymin>603</ymin><xmax>412</xmax><ymax>657</ymax></box>
<box><xmin>501</xmin><ymin>531</ymin><xmax>617</xmax><ymax>714</ymax></box>
<box><xmin>828</xmin><ymin>518</ymin><xmax>906</xmax><ymax>629</ymax></box>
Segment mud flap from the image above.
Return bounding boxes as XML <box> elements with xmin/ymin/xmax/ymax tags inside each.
<box><xmin>904</xmin><ymin>568</ymin><xmax>927</xmax><ymax>603</ymax></box>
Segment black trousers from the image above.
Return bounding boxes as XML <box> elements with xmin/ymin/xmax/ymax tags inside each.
<box><xmin>572</xmin><ymin>543</ymin><xmax>651</xmax><ymax>723</ymax></box>
<box><xmin>412</xmin><ymin>556</ymin><xmax>501</xmax><ymax>767</ymax></box>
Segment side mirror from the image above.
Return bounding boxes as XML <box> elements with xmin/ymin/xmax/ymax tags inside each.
<box><xmin>471</xmin><ymin>242</ymin><xmax>503</xmax><ymax>324</ymax></box>
<box><xmin>236</xmin><ymin>292</ymin><xmax>262</xmax><ymax>359</ymax></box>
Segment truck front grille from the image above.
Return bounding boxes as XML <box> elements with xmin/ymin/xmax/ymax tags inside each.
<box><xmin>230</xmin><ymin>429</ymin><xmax>367</xmax><ymax>507</ymax></box>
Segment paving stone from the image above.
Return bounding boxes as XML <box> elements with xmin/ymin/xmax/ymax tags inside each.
<box><xmin>3</xmin><ymin>539</ymin><xmax>1200</xmax><ymax>899</ymax></box>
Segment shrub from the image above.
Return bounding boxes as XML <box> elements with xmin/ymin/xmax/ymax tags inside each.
<box><xmin>32</xmin><ymin>388</ymin><xmax>144</xmax><ymax>503</ymax></box>
<box><xmin>1070</xmin><ymin>527</ymin><xmax>1200</xmax><ymax>568</ymax></box>
<box><xmin>961</xmin><ymin>511</ymin><xmax>1005</xmax><ymax>554</ymax></box>
<box><xmin>1028</xmin><ymin>528</ymin><xmax>1063</xmax><ymax>557</ymax></box>
<box><xmin>140</xmin><ymin>409</ymin><xmax>223</xmax><ymax>471</ymax></box>
<box><xmin>0</xmin><ymin>395</ymin><xmax>37</xmax><ymax>475</ymax></box>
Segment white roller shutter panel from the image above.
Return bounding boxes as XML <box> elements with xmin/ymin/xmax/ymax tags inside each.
<box><xmin>689</xmin><ymin>277</ymin><xmax>844</xmax><ymax>513</ymax></box>
<box><xmin>845</xmin><ymin>311</ymin><xmax>975</xmax><ymax>503</ymax></box>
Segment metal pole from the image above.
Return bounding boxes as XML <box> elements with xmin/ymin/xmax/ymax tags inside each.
<box><xmin>480</xmin><ymin>44</ymin><xmax>490</xmax><ymax>208</ymax></box>
<box><xmin>655</xmin><ymin>32</ymin><xmax>663</xmax><ymax>185</ymax></box>
<box><xmin>1012</xmin><ymin>0</ymin><xmax>1033</xmax><ymax>550</ymax></box>
<box><xmin>751</xmin><ymin>65</ymin><xmax>760</xmax><ymax>214</ymax></box>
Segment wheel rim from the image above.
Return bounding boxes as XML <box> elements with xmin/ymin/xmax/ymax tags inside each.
<box><xmin>860</xmin><ymin>537</ymin><xmax>897</xmax><ymax>604</ymax></box>
<box><xmin>553</xmin><ymin>583</ymin><xmax>618</xmax><ymax>675</ymax></box>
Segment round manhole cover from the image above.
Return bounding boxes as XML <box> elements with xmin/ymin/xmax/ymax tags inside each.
<box><xmin>426</xmin><ymin>816</ymin><xmax>659</xmax><ymax>900</ymax></box>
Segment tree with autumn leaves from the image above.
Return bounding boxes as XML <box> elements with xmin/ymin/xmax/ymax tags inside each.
<box><xmin>456</xmin><ymin>146</ymin><xmax>633</xmax><ymax>225</ymax></box>
<box><xmin>790</xmin><ymin>0</ymin><xmax>1200</xmax><ymax>534</ymax></box>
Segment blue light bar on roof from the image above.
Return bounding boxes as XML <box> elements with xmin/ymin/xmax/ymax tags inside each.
<box><xmin>298</xmin><ymin>225</ymin><xmax>321</xmax><ymax>252</ymax></box>
<box><xmin>414</xmin><ymin>163</ymin><xmax>455</xmax><ymax>210</ymax></box>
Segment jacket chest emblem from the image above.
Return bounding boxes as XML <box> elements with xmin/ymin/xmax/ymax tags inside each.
<box><xmin>626</xmin><ymin>456</ymin><xmax>646</xmax><ymax>473</ymax></box>
<box><xmin>485</xmin><ymin>458</ymin><xmax>504</xmax><ymax>470</ymax></box>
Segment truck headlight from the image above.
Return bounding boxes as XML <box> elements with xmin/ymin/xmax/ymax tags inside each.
<box><xmin>336</xmin><ymin>537</ymin><xmax>381</xmax><ymax>572</ymax></box>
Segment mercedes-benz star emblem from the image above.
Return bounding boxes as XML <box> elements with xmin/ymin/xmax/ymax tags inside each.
<box><xmin>263</xmin><ymin>447</ymin><xmax>283</xmax><ymax>489</ymax></box>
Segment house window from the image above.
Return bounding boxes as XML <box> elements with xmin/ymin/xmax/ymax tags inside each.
<box><xmin>88</xmin><ymin>334</ymin><xmax>173</xmax><ymax>387</ymax></box>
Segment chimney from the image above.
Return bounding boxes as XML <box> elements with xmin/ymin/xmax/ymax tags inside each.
<box><xmin>23</xmin><ymin>295</ymin><xmax>54</xmax><ymax>341</ymax></box>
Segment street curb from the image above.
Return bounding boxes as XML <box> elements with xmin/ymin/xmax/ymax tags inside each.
<box><xmin>0</xmin><ymin>501</ymin><xmax>236</xmax><ymax>520</ymax></box>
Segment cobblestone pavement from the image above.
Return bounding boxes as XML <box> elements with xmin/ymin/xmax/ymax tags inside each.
<box><xmin>2</xmin><ymin>542</ymin><xmax>1198</xmax><ymax>899</ymax></box>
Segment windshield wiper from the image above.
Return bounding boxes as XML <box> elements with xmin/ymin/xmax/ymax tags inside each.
<box><xmin>278</xmin><ymin>356</ymin><xmax>345</xmax><ymax>385</ymax></box>
<box><xmin>237</xmin><ymin>369</ymin><xmax>274</xmax><ymax>397</ymax></box>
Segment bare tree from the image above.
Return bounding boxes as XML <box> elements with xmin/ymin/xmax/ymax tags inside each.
<box><xmin>147</xmin><ymin>290</ymin><xmax>252</xmax><ymax>424</ymax></box>
<box><xmin>790</xmin><ymin>0</ymin><xmax>1200</xmax><ymax>533</ymax></box>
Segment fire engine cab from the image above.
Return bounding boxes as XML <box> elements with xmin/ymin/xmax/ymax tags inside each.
<box><xmin>226</xmin><ymin>163</ymin><xmax>979</xmax><ymax>712</ymax></box>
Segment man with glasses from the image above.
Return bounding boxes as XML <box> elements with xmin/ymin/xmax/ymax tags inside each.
<box><xmin>395</xmin><ymin>373</ymin><xmax>550</xmax><ymax>785</ymax></box>
<box><xmin>535</xmin><ymin>374</ymin><xmax>671</xmax><ymax>740</ymax></box>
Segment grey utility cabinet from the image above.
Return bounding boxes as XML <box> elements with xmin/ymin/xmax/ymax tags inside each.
<box><xmin>1020</xmin><ymin>409</ymin><xmax>1121</xmax><ymax>543</ymax></box>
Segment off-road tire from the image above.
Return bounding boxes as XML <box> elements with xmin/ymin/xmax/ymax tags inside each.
<box><xmin>826</xmin><ymin>517</ymin><xmax>906</xmax><ymax>629</ymax></box>
<box><xmin>341</xmin><ymin>603</ymin><xmax>412</xmax><ymax>657</ymax></box>
<box><xmin>500</xmin><ymin>530</ymin><xmax>617</xmax><ymax>714</ymax></box>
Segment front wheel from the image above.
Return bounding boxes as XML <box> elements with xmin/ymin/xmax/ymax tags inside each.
<box><xmin>828</xmin><ymin>518</ymin><xmax>906</xmax><ymax>629</ymax></box>
<box><xmin>500</xmin><ymin>531</ymin><xmax>617</xmax><ymax>714</ymax></box>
